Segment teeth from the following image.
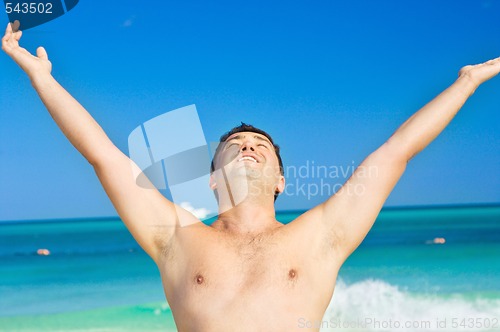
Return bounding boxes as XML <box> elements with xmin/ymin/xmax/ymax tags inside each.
<box><xmin>239</xmin><ymin>156</ymin><xmax>257</xmax><ymax>163</ymax></box>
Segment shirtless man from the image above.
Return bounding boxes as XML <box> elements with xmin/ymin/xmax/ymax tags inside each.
<box><xmin>3</xmin><ymin>22</ymin><xmax>500</xmax><ymax>331</ymax></box>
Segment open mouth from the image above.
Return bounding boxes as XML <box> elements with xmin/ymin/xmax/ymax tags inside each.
<box><xmin>238</xmin><ymin>156</ymin><xmax>258</xmax><ymax>163</ymax></box>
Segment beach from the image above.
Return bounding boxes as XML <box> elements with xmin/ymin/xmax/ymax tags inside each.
<box><xmin>1</xmin><ymin>206</ymin><xmax>499</xmax><ymax>331</ymax></box>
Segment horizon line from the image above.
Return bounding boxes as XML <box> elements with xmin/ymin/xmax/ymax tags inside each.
<box><xmin>1</xmin><ymin>202</ymin><xmax>499</xmax><ymax>225</ymax></box>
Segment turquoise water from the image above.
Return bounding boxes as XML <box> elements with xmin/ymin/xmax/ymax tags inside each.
<box><xmin>1</xmin><ymin>206</ymin><xmax>499</xmax><ymax>331</ymax></box>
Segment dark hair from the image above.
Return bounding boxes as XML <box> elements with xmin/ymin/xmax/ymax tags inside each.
<box><xmin>210</xmin><ymin>123</ymin><xmax>284</xmax><ymax>201</ymax></box>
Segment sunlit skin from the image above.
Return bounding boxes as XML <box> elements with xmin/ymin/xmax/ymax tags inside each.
<box><xmin>209</xmin><ymin>133</ymin><xmax>285</xmax><ymax>216</ymax></box>
<box><xmin>3</xmin><ymin>22</ymin><xmax>500</xmax><ymax>331</ymax></box>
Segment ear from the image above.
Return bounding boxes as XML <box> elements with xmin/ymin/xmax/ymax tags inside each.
<box><xmin>276</xmin><ymin>175</ymin><xmax>285</xmax><ymax>194</ymax></box>
<box><xmin>209</xmin><ymin>173</ymin><xmax>217</xmax><ymax>190</ymax></box>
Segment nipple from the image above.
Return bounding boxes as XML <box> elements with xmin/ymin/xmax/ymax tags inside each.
<box><xmin>195</xmin><ymin>274</ymin><xmax>204</xmax><ymax>284</ymax></box>
<box><xmin>288</xmin><ymin>269</ymin><xmax>297</xmax><ymax>279</ymax></box>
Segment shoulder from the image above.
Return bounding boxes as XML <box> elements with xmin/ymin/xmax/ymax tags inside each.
<box><xmin>283</xmin><ymin>208</ymin><xmax>344</xmax><ymax>256</ymax></box>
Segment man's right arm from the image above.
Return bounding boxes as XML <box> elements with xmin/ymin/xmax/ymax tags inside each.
<box><xmin>2</xmin><ymin>23</ymin><xmax>195</xmax><ymax>263</ymax></box>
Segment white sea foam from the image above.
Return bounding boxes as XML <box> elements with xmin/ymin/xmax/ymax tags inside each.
<box><xmin>316</xmin><ymin>279</ymin><xmax>500</xmax><ymax>331</ymax></box>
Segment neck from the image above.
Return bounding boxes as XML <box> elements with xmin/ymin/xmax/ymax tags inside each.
<box><xmin>212</xmin><ymin>198</ymin><xmax>281</xmax><ymax>235</ymax></box>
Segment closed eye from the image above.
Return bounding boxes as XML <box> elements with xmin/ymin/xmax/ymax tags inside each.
<box><xmin>224</xmin><ymin>142</ymin><xmax>239</xmax><ymax>150</ymax></box>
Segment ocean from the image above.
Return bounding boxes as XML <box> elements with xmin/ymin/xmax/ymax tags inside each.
<box><xmin>0</xmin><ymin>206</ymin><xmax>499</xmax><ymax>331</ymax></box>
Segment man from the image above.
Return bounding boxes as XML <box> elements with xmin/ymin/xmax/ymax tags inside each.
<box><xmin>2</xmin><ymin>22</ymin><xmax>499</xmax><ymax>331</ymax></box>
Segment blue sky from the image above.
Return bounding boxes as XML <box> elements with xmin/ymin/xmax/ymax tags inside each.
<box><xmin>1</xmin><ymin>0</ymin><xmax>499</xmax><ymax>221</ymax></box>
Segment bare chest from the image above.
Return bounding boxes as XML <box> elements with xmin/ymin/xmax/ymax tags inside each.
<box><xmin>165</xmin><ymin>241</ymin><xmax>317</xmax><ymax>330</ymax></box>
<box><xmin>158</xmin><ymin>227</ymin><xmax>339</xmax><ymax>330</ymax></box>
<box><xmin>165</xmin><ymin>235</ymin><xmax>311</xmax><ymax>302</ymax></box>
<box><xmin>171</xmin><ymin>235</ymin><xmax>307</xmax><ymax>294</ymax></box>
<box><xmin>200</xmin><ymin>240</ymin><xmax>301</xmax><ymax>288</ymax></box>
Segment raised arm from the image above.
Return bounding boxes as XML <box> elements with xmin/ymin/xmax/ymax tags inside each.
<box><xmin>2</xmin><ymin>23</ymin><xmax>113</xmax><ymax>165</ymax></box>
<box><xmin>2</xmin><ymin>23</ymin><xmax>197</xmax><ymax>262</ymax></box>
<box><xmin>311</xmin><ymin>57</ymin><xmax>500</xmax><ymax>262</ymax></box>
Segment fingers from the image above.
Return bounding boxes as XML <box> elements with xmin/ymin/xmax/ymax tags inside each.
<box><xmin>14</xmin><ymin>30</ymin><xmax>22</xmax><ymax>42</ymax></box>
<box><xmin>2</xmin><ymin>21</ymin><xmax>22</xmax><ymax>50</ymax></box>
<box><xmin>3</xmin><ymin>23</ymin><xmax>12</xmax><ymax>44</ymax></box>
<box><xmin>2</xmin><ymin>22</ymin><xmax>25</xmax><ymax>57</ymax></box>
<box><xmin>2</xmin><ymin>25</ymin><xmax>12</xmax><ymax>52</ymax></box>
<box><xmin>36</xmin><ymin>47</ymin><xmax>48</xmax><ymax>60</ymax></box>
<box><xmin>1</xmin><ymin>31</ymin><xmax>10</xmax><ymax>44</ymax></box>
<box><xmin>5</xmin><ymin>22</ymin><xmax>12</xmax><ymax>35</ymax></box>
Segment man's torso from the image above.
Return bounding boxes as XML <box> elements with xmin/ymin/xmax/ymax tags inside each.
<box><xmin>156</xmin><ymin>214</ymin><xmax>342</xmax><ymax>331</ymax></box>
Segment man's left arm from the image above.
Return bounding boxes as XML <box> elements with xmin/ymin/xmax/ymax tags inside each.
<box><xmin>312</xmin><ymin>57</ymin><xmax>500</xmax><ymax>262</ymax></box>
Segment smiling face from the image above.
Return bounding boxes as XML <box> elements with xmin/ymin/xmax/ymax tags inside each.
<box><xmin>210</xmin><ymin>127</ymin><xmax>285</xmax><ymax>206</ymax></box>
<box><xmin>219</xmin><ymin>132</ymin><xmax>278</xmax><ymax>177</ymax></box>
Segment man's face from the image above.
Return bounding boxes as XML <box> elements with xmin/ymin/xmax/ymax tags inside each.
<box><xmin>211</xmin><ymin>132</ymin><xmax>285</xmax><ymax>200</ymax></box>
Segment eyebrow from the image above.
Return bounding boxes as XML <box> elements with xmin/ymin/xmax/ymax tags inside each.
<box><xmin>226</xmin><ymin>134</ymin><xmax>272</xmax><ymax>146</ymax></box>
<box><xmin>225</xmin><ymin>135</ymin><xmax>242</xmax><ymax>142</ymax></box>
<box><xmin>254</xmin><ymin>135</ymin><xmax>272</xmax><ymax>145</ymax></box>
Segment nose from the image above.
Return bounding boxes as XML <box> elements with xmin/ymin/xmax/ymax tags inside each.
<box><xmin>240</xmin><ymin>140</ymin><xmax>255</xmax><ymax>152</ymax></box>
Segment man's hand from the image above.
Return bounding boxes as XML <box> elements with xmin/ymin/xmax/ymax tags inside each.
<box><xmin>1</xmin><ymin>22</ymin><xmax>52</xmax><ymax>78</ymax></box>
<box><xmin>459</xmin><ymin>57</ymin><xmax>500</xmax><ymax>91</ymax></box>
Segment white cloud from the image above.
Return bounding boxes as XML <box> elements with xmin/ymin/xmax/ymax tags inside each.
<box><xmin>121</xmin><ymin>16</ymin><xmax>136</xmax><ymax>28</ymax></box>
<box><xmin>179</xmin><ymin>202</ymin><xmax>211</xmax><ymax>219</ymax></box>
